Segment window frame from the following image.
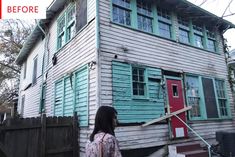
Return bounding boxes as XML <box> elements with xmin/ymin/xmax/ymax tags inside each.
<box><xmin>157</xmin><ymin>7</ymin><xmax>172</xmax><ymax>39</ymax></box>
<box><xmin>57</xmin><ymin>4</ymin><xmax>76</xmax><ymax>50</ymax></box>
<box><xmin>136</xmin><ymin>0</ymin><xmax>153</xmax><ymax>33</ymax></box>
<box><xmin>112</xmin><ymin>0</ymin><xmax>132</xmax><ymax>26</ymax></box>
<box><xmin>23</xmin><ymin>62</ymin><xmax>27</xmax><ymax>79</ymax></box>
<box><xmin>185</xmin><ymin>75</ymin><xmax>205</xmax><ymax>120</ymax></box>
<box><xmin>131</xmin><ymin>66</ymin><xmax>148</xmax><ymax>99</ymax></box>
<box><xmin>215</xmin><ymin>79</ymin><xmax>230</xmax><ymax>118</ymax></box>
<box><xmin>185</xmin><ymin>74</ymin><xmax>231</xmax><ymax>120</ymax></box>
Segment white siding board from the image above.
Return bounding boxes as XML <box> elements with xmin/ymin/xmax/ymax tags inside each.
<box><xmin>87</xmin><ymin>0</ymin><xmax>96</xmax><ymax>22</ymax></box>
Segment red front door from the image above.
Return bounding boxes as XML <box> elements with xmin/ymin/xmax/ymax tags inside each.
<box><xmin>167</xmin><ymin>79</ymin><xmax>188</xmax><ymax>138</ymax></box>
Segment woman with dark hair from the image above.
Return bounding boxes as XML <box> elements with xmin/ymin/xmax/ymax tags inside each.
<box><xmin>85</xmin><ymin>106</ymin><xmax>122</xmax><ymax>157</ymax></box>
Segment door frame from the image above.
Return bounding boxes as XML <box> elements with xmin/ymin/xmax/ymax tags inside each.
<box><xmin>164</xmin><ymin>75</ymin><xmax>188</xmax><ymax>139</ymax></box>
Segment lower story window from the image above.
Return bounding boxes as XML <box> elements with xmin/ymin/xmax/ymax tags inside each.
<box><xmin>132</xmin><ymin>67</ymin><xmax>146</xmax><ymax>96</ymax></box>
<box><xmin>186</xmin><ymin>75</ymin><xmax>230</xmax><ymax>120</ymax></box>
<box><xmin>186</xmin><ymin>76</ymin><xmax>201</xmax><ymax>118</ymax></box>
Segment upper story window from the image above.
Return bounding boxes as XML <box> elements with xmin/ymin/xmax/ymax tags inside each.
<box><xmin>137</xmin><ymin>0</ymin><xmax>153</xmax><ymax>33</ymax></box>
<box><xmin>207</xmin><ymin>31</ymin><xmax>216</xmax><ymax>52</ymax></box>
<box><xmin>157</xmin><ymin>8</ymin><xmax>171</xmax><ymax>39</ymax></box>
<box><xmin>57</xmin><ymin>4</ymin><xmax>76</xmax><ymax>49</ymax></box>
<box><xmin>193</xmin><ymin>25</ymin><xmax>204</xmax><ymax>48</ymax></box>
<box><xmin>178</xmin><ymin>17</ymin><xmax>190</xmax><ymax>44</ymax></box>
<box><xmin>32</xmin><ymin>56</ymin><xmax>38</xmax><ymax>85</ymax></box>
<box><xmin>112</xmin><ymin>0</ymin><xmax>131</xmax><ymax>26</ymax></box>
<box><xmin>132</xmin><ymin>67</ymin><xmax>146</xmax><ymax>96</ymax></box>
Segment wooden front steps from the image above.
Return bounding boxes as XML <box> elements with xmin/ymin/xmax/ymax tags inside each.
<box><xmin>168</xmin><ymin>142</ymin><xmax>209</xmax><ymax>157</ymax></box>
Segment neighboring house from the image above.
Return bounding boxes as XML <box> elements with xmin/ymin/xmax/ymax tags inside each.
<box><xmin>16</xmin><ymin>0</ymin><xmax>235</xmax><ymax>156</ymax></box>
<box><xmin>228</xmin><ymin>49</ymin><xmax>235</xmax><ymax>92</ymax></box>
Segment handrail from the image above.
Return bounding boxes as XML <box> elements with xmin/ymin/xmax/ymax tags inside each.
<box><xmin>173</xmin><ymin>114</ymin><xmax>211</xmax><ymax>157</ymax></box>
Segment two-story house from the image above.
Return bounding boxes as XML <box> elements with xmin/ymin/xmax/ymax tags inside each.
<box><xmin>16</xmin><ymin>0</ymin><xmax>235</xmax><ymax>156</ymax></box>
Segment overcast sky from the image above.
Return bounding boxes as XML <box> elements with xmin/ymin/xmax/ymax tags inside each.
<box><xmin>188</xmin><ymin>0</ymin><xmax>235</xmax><ymax>51</ymax></box>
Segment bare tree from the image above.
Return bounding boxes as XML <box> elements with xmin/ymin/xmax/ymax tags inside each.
<box><xmin>0</xmin><ymin>19</ymin><xmax>34</xmax><ymax>107</ymax></box>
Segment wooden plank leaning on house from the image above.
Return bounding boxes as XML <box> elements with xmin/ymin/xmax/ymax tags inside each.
<box><xmin>142</xmin><ymin>106</ymin><xmax>192</xmax><ymax>127</ymax></box>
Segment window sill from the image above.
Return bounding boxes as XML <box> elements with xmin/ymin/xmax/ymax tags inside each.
<box><xmin>188</xmin><ymin>117</ymin><xmax>233</xmax><ymax>122</ymax></box>
<box><xmin>132</xmin><ymin>96</ymin><xmax>149</xmax><ymax>100</ymax></box>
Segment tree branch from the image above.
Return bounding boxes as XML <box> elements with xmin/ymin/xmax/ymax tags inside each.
<box><xmin>0</xmin><ymin>62</ymin><xmax>21</xmax><ymax>73</ymax></box>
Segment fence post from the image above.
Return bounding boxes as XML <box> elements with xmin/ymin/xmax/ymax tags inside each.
<box><xmin>73</xmin><ymin>112</ymin><xmax>79</xmax><ymax>157</ymax></box>
<box><xmin>41</xmin><ymin>114</ymin><xmax>46</xmax><ymax>157</ymax></box>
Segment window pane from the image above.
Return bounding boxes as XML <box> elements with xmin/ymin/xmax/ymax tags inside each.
<box><xmin>159</xmin><ymin>22</ymin><xmax>171</xmax><ymax>38</ymax></box>
<box><xmin>137</xmin><ymin>0</ymin><xmax>152</xmax><ymax>16</ymax></box>
<box><xmin>218</xmin><ymin>99</ymin><xmax>228</xmax><ymax>116</ymax></box>
<box><xmin>188</xmin><ymin>97</ymin><xmax>201</xmax><ymax>117</ymax></box>
<box><xmin>132</xmin><ymin>67</ymin><xmax>146</xmax><ymax>96</ymax></box>
<box><xmin>113</xmin><ymin>6</ymin><xmax>131</xmax><ymax>26</ymax></box>
<box><xmin>208</xmin><ymin>39</ymin><xmax>216</xmax><ymax>52</ymax></box>
<box><xmin>194</xmin><ymin>34</ymin><xmax>203</xmax><ymax>48</ymax></box>
<box><xmin>179</xmin><ymin>29</ymin><xmax>190</xmax><ymax>44</ymax></box>
<box><xmin>58</xmin><ymin>17</ymin><xmax>65</xmax><ymax>34</ymax></box>
<box><xmin>113</xmin><ymin>0</ymin><xmax>130</xmax><ymax>8</ymax></box>
<box><xmin>137</xmin><ymin>15</ymin><xmax>153</xmax><ymax>33</ymax></box>
<box><xmin>186</xmin><ymin>76</ymin><xmax>201</xmax><ymax>118</ymax></box>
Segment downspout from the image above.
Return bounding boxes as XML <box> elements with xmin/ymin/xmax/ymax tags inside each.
<box><xmin>95</xmin><ymin>0</ymin><xmax>101</xmax><ymax>107</ymax></box>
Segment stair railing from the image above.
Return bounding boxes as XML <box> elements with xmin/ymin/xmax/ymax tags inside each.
<box><xmin>173</xmin><ymin>113</ymin><xmax>211</xmax><ymax>157</ymax></box>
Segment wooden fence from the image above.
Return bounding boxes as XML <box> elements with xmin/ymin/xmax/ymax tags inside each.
<box><xmin>0</xmin><ymin>113</ymin><xmax>79</xmax><ymax>157</ymax></box>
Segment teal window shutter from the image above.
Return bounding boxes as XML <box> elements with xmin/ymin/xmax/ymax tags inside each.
<box><xmin>39</xmin><ymin>83</ymin><xmax>46</xmax><ymax>113</ymax></box>
<box><xmin>63</xmin><ymin>76</ymin><xmax>74</xmax><ymax>116</ymax></box>
<box><xmin>74</xmin><ymin>66</ymin><xmax>89</xmax><ymax>126</ymax></box>
<box><xmin>54</xmin><ymin>80</ymin><xmax>63</xmax><ymax>116</ymax></box>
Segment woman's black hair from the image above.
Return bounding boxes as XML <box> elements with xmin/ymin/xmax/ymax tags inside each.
<box><xmin>90</xmin><ymin>106</ymin><xmax>118</xmax><ymax>141</ymax></box>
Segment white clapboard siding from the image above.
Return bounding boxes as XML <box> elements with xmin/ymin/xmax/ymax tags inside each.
<box><xmin>88</xmin><ymin>0</ymin><xmax>96</xmax><ymax>22</ymax></box>
<box><xmin>97</xmin><ymin>0</ymin><xmax>235</xmax><ymax>150</ymax></box>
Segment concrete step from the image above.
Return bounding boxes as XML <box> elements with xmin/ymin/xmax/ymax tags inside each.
<box><xmin>178</xmin><ymin>150</ymin><xmax>208</xmax><ymax>157</ymax></box>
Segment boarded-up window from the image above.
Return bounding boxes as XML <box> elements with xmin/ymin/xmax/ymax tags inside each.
<box><xmin>76</xmin><ymin>0</ymin><xmax>87</xmax><ymax>31</ymax></box>
<box><xmin>54</xmin><ymin>66</ymin><xmax>88</xmax><ymax>126</ymax></box>
<box><xmin>202</xmin><ymin>77</ymin><xmax>219</xmax><ymax>118</ymax></box>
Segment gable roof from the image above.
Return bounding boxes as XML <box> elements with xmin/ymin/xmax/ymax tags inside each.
<box><xmin>15</xmin><ymin>0</ymin><xmax>235</xmax><ymax>65</ymax></box>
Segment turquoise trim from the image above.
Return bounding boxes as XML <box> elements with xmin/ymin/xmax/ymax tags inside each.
<box><xmin>131</xmin><ymin>0</ymin><xmax>137</xmax><ymax>28</ymax></box>
<box><xmin>152</xmin><ymin>4</ymin><xmax>158</xmax><ymax>35</ymax></box>
<box><xmin>202</xmin><ymin>25</ymin><xmax>208</xmax><ymax>49</ymax></box>
<box><xmin>224</xmin><ymin>80</ymin><xmax>232</xmax><ymax>118</ymax></box>
<box><xmin>170</xmin><ymin>12</ymin><xmax>176</xmax><ymax>40</ymax></box>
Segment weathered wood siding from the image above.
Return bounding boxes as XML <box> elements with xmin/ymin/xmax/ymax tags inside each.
<box><xmin>18</xmin><ymin>39</ymin><xmax>45</xmax><ymax>117</ymax></box>
<box><xmin>98</xmin><ymin>0</ymin><xmax>235</xmax><ymax>150</ymax></box>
